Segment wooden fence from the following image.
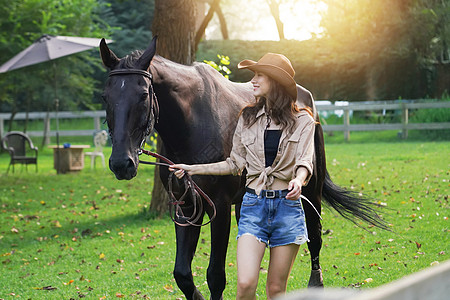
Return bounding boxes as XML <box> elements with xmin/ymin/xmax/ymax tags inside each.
<box><xmin>0</xmin><ymin>101</ymin><xmax>449</xmax><ymax>142</ymax></box>
<box><xmin>0</xmin><ymin>110</ymin><xmax>105</xmax><ymax>144</ymax></box>
<box><xmin>316</xmin><ymin>100</ymin><xmax>450</xmax><ymax>141</ymax></box>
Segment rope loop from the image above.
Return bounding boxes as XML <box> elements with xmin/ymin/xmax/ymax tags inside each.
<box><xmin>139</xmin><ymin>148</ymin><xmax>216</xmax><ymax>227</ymax></box>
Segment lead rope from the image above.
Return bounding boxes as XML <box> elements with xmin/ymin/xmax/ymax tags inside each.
<box><xmin>139</xmin><ymin>148</ymin><xmax>216</xmax><ymax>227</ymax></box>
<box><xmin>300</xmin><ymin>195</ymin><xmax>322</xmax><ymax>220</ymax></box>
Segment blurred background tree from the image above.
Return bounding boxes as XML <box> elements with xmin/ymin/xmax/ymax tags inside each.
<box><xmin>198</xmin><ymin>0</ymin><xmax>449</xmax><ymax>100</ymax></box>
<box><xmin>2</xmin><ymin>0</ymin><xmax>447</xmax><ymax>112</ymax></box>
<box><xmin>0</xmin><ymin>0</ymin><xmax>113</xmax><ymax>117</ymax></box>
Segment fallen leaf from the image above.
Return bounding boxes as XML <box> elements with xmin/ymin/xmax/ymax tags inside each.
<box><xmin>116</xmin><ymin>292</ymin><xmax>125</xmax><ymax>297</ymax></box>
<box><xmin>415</xmin><ymin>241</ymin><xmax>422</xmax><ymax>249</ymax></box>
<box><xmin>163</xmin><ymin>284</ymin><xmax>174</xmax><ymax>293</ymax></box>
<box><xmin>364</xmin><ymin>278</ymin><xmax>373</xmax><ymax>283</ymax></box>
<box><xmin>81</xmin><ymin>229</ymin><xmax>92</xmax><ymax>236</ymax></box>
<box><xmin>99</xmin><ymin>253</ymin><xmax>105</xmax><ymax>260</ymax></box>
<box><xmin>63</xmin><ymin>280</ymin><xmax>74</xmax><ymax>285</ymax></box>
<box><xmin>34</xmin><ymin>286</ymin><xmax>58</xmax><ymax>290</ymax></box>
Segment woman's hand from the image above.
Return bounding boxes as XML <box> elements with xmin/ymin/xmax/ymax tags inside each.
<box><xmin>286</xmin><ymin>178</ymin><xmax>302</xmax><ymax>200</ymax></box>
<box><xmin>169</xmin><ymin>164</ymin><xmax>192</xmax><ymax>179</ymax></box>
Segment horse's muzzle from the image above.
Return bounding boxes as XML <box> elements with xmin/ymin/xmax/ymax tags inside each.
<box><xmin>109</xmin><ymin>155</ymin><xmax>138</xmax><ymax>180</ymax></box>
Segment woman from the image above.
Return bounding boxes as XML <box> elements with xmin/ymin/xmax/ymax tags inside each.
<box><xmin>170</xmin><ymin>53</ymin><xmax>315</xmax><ymax>299</ymax></box>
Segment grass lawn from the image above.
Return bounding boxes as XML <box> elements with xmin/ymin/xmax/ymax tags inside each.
<box><xmin>0</xmin><ymin>137</ymin><xmax>449</xmax><ymax>299</ymax></box>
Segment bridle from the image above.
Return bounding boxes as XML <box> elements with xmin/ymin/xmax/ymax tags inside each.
<box><xmin>109</xmin><ymin>68</ymin><xmax>159</xmax><ymax>149</ymax></box>
<box><xmin>107</xmin><ymin>68</ymin><xmax>216</xmax><ymax>227</ymax></box>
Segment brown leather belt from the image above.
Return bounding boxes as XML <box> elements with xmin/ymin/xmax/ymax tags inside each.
<box><xmin>245</xmin><ymin>187</ymin><xmax>290</xmax><ymax>199</ymax></box>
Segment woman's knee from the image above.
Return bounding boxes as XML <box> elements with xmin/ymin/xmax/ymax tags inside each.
<box><xmin>237</xmin><ymin>277</ymin><xmax>258</xmax><ymax>297</ymax></box>
<box><xmin>266</xmin><ymin>280</ymin><xmax>286</xmax><ymax>298</ymax></box>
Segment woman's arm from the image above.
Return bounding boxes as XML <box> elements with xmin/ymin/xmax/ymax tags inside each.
<box><xmin>170</xmin><ymin>116</ymin><xmax>247</xmax><ymax>179</ymax></box>
<box><xmin>170</xmin><ymin>161</ymin><xmax>233</xmax><ymax>178</ymax></box>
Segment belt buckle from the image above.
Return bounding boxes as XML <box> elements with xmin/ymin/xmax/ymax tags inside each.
<box><xmin>265</xmin><ymin>190</ymin><xmax>276</xmax><ymax>198</ymax></box>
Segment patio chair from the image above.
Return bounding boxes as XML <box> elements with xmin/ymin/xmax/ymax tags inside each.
<box><xmin>1</xmin><ymin>131</ymin><xmax>38</xmax><ymax>174</ymax></box>
<box><xmin>85</xmin><ymin>130</ymin><xmax>108</xmax><ymax>169</ymax></box>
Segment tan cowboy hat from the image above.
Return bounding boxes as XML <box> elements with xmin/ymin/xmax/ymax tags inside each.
<box><xmin>238</xmin><ymin>53</ymin><xmax>297</xmax><ymax>99</ymax></box>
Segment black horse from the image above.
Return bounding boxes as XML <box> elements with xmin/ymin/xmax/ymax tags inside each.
<box><xmin>99</xmin><ymin>37</ymin><xmax>387</xmax><ymax>300</ymax></box>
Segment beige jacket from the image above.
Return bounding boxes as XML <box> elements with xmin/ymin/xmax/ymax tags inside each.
<box><xmin>226</xmin><ymin>107</ymin><xmax>315</xmax><ymax>195</ymax></box>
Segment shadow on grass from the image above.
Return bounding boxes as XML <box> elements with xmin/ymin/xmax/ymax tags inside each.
<box><xmin>2</xmin><ymin>207</ymin><xmax>174</xmax><ymax>252</ymax></box>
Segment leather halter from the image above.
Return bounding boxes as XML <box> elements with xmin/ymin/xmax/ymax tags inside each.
<box><xmin>109</xmin><ymin>68</ymin><xmax>153</xmax><ymax>80</ymax></box>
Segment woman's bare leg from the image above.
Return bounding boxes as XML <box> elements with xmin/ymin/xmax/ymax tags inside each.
<box><xmin>236</xmin><ymin>235</ymin><xmax>266</xmax><ymax>300</ymax></box>
<box><xmin>266</xmin><ymin>244</ymin><xmax>299</xmax><ymax>299</ymax></box>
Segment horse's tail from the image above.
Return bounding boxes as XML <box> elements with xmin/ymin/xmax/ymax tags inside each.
<box><xmin>322</xmin><ymin>170</ymin><xmax>391</xmax><ymax>231</ymax></box>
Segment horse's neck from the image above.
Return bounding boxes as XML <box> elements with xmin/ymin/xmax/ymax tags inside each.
<box><xmin>149</xmin><ymin>56</ymin><xmax>254</xmax><ymax>162</ymax></box>
<box><xmin>150</xmin><ymin>56</ymin><xmax>203</xmax><ymax>157</ymax></box>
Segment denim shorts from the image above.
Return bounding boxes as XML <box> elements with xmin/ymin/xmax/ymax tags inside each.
<box><xmin>237</xmin><ymin>191</ymin><xmax>309</xmax><ymax>248</ymax></box>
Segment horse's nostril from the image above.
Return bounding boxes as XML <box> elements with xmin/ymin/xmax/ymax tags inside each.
<box><xmin>109</xmin><ymin>155</ymin><xmax>137</xmax><ymax>180</ymax></box>
<box><xmin>126</xmin><ymin>158</ymin><xmax>135</xmax><ymax>169</ymax></box>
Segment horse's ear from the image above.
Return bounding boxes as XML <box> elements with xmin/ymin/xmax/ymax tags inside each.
<box><xmin>99</xmin><ymin>38</ymin><xmax>120</xmax><ymax>69</ymax></box>
<box><xmin>136</xmin><ymin>36</ymin><xmax>157</xmax><ymax>71</ymax></box>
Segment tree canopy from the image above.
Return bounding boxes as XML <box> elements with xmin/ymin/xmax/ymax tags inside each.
<box><xmin>0</xmin><ymin>0</ymin><xmax>113</xmax><ymax>114</ymax></box>
<box><xmin>1</xmin><ymin>0</ymin><xmax>448</xmax><ymax>115</ymax></box>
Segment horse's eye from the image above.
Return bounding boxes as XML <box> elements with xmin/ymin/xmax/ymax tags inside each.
<box><xmin>141</xmin><ymin>93</ymin><xmax>149</xmax><ymax>101</ymax></box>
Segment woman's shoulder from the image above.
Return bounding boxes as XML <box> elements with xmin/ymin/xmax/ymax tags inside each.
<box><xmin>295</xmin><ymin>108</ymin><xmax>315</xmax><ymax>124</ymax></box>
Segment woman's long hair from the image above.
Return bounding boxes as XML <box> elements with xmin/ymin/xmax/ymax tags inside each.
<box><xmin>241</xmin><ymin>76</ymin><xmax>299</xmax><ymax>133</ymax></box>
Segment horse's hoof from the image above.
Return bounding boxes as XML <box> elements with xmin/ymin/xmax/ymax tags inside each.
<box><xmin>192</xmin><ymin>288</ymin><xmax>206</xmax><ymax>300</ymax></box>
<box><xmin>307</xmin><ymin>268</ymin><xmax>324</xmax><ymax>288</ymax></box>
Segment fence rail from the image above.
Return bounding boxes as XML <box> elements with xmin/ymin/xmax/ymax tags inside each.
<box><xmin>0</xmin><ymin>101</ymin><xmax>449</xmax><ymax>142</ymax></box>
<box><xmin>316</xmin><ymin>100</ymin><xmax>450</xmax><ymax>140</ymax></box>
<box><xmin>0</xmin><ymin>110</ymin><xmax>105</xmax><ymax>144</ymax></box>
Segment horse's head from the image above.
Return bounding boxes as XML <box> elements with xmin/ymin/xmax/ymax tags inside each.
<box><xmin>99</xmin><ymin>36</ymin><xmax>158</xmax><ymax>180</ymax></box>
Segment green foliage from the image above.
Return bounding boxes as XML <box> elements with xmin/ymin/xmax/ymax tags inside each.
<box><xmin>98</xmin><ymin>0</ymin><xmax>154</xmax><ymax>57</ymax></box>
<box><xmin>144</xmin><ymin>133</ymin><xmax>159</xmax><ymax>152</ymax></box>
<box><xmin>197</xmin><ymin>0</ymin><xmax>449</xmax><ymax>101</ymax></box>
<box><xmin>0</xmin><ymin>0</ymin><xmax>113</xmax><ymax>113</ymax></box>
<box><xmin>203</xmin><ymin>54</ymin><xmax>232</xmax><ymax>79</ymax></box>
<box><xmin>0</xmin><ymin>141</ymin><xmax>448</xmax><ymax>298</ymax></box>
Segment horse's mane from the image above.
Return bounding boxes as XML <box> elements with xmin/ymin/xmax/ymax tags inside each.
<box><xmin>118</xmin><ymin>50</ymin><xmax>143</xmax><ymax>69</ymax></box>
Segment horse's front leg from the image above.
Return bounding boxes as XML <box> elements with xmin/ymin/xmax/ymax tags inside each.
<box><xmin>174</xmin><ymin>221</ymin><xmax>205</xmax><ymax>300</ymax></box>
<box><xmin>206</xmin><ymin>196</ymin><xmax>231</xmax><ymax>300</ymax></box>
<box><xmin>302</xmin><ymin>180</ymin><xmax>324</xmax><ymax>288</ymax></box>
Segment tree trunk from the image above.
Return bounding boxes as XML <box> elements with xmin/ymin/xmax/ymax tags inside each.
<box><xmin>152</xmin><ymin>0</ymin><xmax>197</xmax><ymax>65</ymax></box>
<box><xmin>195</xmin><ymin>0</ymin><xmax>221</xmax><ymax>49</ymax></box>
<box><xmin>150</xmin><ymin>0</ymin><xmax>197</xmax><ymax>214</ymax></box>
<box><xmin>216</xmin><ymin>4</ymin><xmax>229</xmax><ymax>40</ymax></box>
<box><xmin>267</xmin><ymin>0</ymin><xmax>285</xmax><ymax>40</ymax></box>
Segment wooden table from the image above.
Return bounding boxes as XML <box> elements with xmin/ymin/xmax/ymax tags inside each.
<box><xmin>48</xmin><ymin>145</ymin><xmax>90</xmax><ymax>174</ymax></box>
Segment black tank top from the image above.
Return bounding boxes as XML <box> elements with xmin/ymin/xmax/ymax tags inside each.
<box><xmin>264</xmin><ymin>130</ymin><xmax>282</xmax><ymax>167</ymax></box>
